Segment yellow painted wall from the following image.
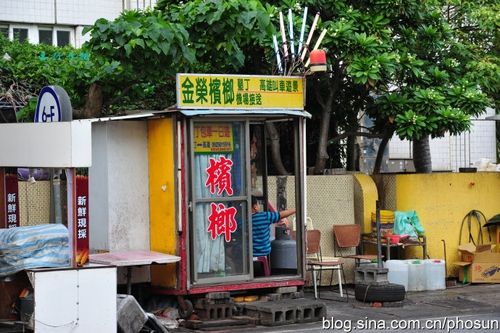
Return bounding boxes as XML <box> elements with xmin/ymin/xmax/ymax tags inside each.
<box><xmin>391</xmin><ymin>173</ymin><xmax>500</xmax><ymax>275</ymax></box>
<box><xmin>353</xmin><ymin>174</ymin><xmax>379</xmax><ymax>234</ymax></box>
<box><xmin>148</xmin><ymin>118</ymin><xmax>178</xmax><ymax>288</ymax></box>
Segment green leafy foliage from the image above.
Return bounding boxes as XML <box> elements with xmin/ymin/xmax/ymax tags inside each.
<box><xmin>1</xmin><ymin>0</ymin><xmax>497</xmax><ymax>169</ymax></box>
<box><xmin>0</xmin><ymin>35</ymin><xmax>107</xmax><ymax>120</ymax></box>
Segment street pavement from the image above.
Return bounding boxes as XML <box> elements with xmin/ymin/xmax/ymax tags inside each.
<box><xmin>228</xmin><ymin>284</ymin><xmax>500</xmax><ymax>333</ymax></box>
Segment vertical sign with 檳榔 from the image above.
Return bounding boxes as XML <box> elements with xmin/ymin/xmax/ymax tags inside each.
<box><xmin>75</xmin><ymin>175</ymin><xmax>89</xmax><ymax>266</ymax></box>
<box><xmin>204</xmin><ymin>154</ymin><xmax>237</xmax><ymax>243</ymax></box>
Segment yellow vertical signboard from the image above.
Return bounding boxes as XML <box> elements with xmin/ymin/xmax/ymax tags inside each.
<box><xmin>176</xmin><ymin>74</ymin><xmax>304</xmax><ymax>110</ymax></box>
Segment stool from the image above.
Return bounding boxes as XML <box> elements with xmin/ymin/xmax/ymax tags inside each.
<box><xmin>254</xmin><ymin>256</ymin><xmax>270</xmax><ymax>277</ymax></box>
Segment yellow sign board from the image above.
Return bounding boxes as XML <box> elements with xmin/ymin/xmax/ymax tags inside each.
<box><xmin>194</xmin><ymin>123</ymin><xmax>234</xmax><ymax>153</ymax></box>
<box><xmin>177</xmin><ymin>74</ymin><xmax>304</xmax><ymax>110</ymax></box>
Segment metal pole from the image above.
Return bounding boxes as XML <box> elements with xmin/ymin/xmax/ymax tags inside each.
<box><xmin>376</xmin><ymin>200</ymin><xmax>382</xmax><ymax>268</ymax></box>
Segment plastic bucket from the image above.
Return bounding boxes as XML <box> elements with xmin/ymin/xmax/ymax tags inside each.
<box><xmin>407</xmin><ymin>260</ymin><xmax>426</xmax><ymax>291</ymax></box>
<box><xmin>384</xmin><ymin>260</ymin><xmax>409</xmax><ymax>291</ymax></box>
<box><xmin>424</xmin><ymin>259</ymin><xmax>446</xmax><ymax>290</ymax></box>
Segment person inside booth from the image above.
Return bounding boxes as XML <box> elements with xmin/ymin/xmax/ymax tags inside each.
<box><xmin>251</xmin><ymin>196</ymin><xmax>295</xmax><ymax>276</ymax></box>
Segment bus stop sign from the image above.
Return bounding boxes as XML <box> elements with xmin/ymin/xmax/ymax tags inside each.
<box><xmin>34</xmin><ymin>86</ymin><xmax>73</xmax><ymax>122</ymax></box>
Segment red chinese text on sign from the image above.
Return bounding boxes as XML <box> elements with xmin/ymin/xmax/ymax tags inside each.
<box><xmin>205</xmin><ymin>156</ymin><xmax>233</xmax><ymax>196</ymax></box>
<box><xmin>207</xmin><ymin>203</ymin><xmax>237</xmax><ymax>242</ymax></box>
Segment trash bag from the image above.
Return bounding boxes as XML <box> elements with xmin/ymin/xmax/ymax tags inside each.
<box><xmin>394</xmin><ymin>210</ymin><xmax>425</xmax><ymax>239</ymax></box>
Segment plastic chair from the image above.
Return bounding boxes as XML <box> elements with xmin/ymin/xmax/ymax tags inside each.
<box><xmin>254</xmin><ymin>256</ymin><xmax>270</xmax><ymax>277</ymax></box>
<box><xmin>305</xmin><ymin>230</ymin><xmax>344</xmax><ymax>299</ymax></box>
<box><xmin>332</xmin><ymin>224</ymin><xmax>378</xmax><ymax>266</ymax></box>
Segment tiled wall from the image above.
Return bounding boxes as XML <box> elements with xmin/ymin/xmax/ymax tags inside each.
<box><xmin>57</xmin><ymin>0</ymin><xmax>123</xmax><ymax>26</ymax></box>
<box><xmin>389</xmin><ymin>108</ymin><xmax>497</xmax><ymax>171</ymax></box>
<box><xmin>0</xmin><ymin>0</ymin><xmax>55</xmax><ymax>24</ymax></box>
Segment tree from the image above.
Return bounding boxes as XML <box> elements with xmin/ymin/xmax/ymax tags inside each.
<box><xmin>83</xmin><ymin>1</ymin><xmax>275</xmax><ymax>117</ymax></box>
<box><xmin>0</xmin><ymin>35</ymin><xmax>110</xmax><ymax>121</ymax></box>
<box><xmin>292</xmin><ymin>0</ymin><xmax>493</xmax><ymax>173</ymax></box>
<box><xmin>3</xmin><ymin>1</ymin><xmax>496</xmax><ymax>173</ymax></box>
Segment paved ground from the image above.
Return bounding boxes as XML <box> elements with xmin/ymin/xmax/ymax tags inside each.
<box><xmin>178</xmin><ymin>284</ymin><xmax>500</xmax><ymax>333</ymax></box>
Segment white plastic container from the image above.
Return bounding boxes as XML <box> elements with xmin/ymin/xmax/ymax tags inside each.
<box><xmin>424</xmin><ymin>259</ymin><xmax>446</xmax><ymax>290</ymax></box>
<box><xmin>384</xmin><ymin>260</ymin><xmax>409</xmax><ymax>291</ymax></box>
<box><xmin>407</xmin><ymin>260</ymin><xmax>426</xmax><ymax>291</ymax></box>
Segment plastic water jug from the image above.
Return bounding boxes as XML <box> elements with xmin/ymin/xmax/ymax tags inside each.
<box><xmin>425</xmin><ymin>259</ymin><xmax>446</xmax><ymax>290</ymax></box>
<box><xmin>407</xmin><ymin>260</ymin><xmax>426</xmax><ymax>291</ymax></box>
<box><xmin>384</xmin><ymin>260</ymin><xmax>409</xmax><ymax>291</ymax></box>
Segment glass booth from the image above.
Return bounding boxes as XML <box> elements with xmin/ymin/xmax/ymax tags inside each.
<box><xmin>153</xmin><ymin>74</ymin><xmax>310</xmax><ymax>294</ymax></box>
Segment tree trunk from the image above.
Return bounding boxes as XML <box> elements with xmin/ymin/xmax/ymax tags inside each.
<box><xmin>413</xmin><ymin>135</ymin><xmax>432</xmax><ymax>173</ymax></box>
<box><xmin>81</xmin><ymin>83</ymin><xmax>103</xmax><ymax>119</ymax></box>
<box><xmin>373</xmin><ymin>122</ymin><xmax>395</xmax><ymax>174</ymax></box>
<box><xmin>314</xmin><ymin>102</ymin><xmax>332</xmax><ymax>174</ymax></box>
<box><xmin>265</xmin><ymin>123</ymin><xmax>289</xmax><ymax>175</ymax></box>
<box><xmin>313</xmin><ymin>76</ymin><xmax>337</xmax><ymax>175</ymax></box>
<box><xmin>346</xmin><ymin>135</ymin><xmax>357</xmax><ymax>171</ymax></box>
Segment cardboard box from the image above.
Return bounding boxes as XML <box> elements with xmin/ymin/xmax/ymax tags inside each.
<box><xmin>457</xmin><ymin>243</ymin><xmax>494</xmax><ymax>263</ymax></box>
<box><xmin>455</xmin><ymin>243</ymin><xmax>500</xmax><ymax>283</ymax></box>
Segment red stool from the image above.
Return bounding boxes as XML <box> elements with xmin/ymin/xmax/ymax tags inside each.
<box><xmin>255</xmin><ymin>256</ymin><xmax>270</xmax><ymax>276</ymax></box>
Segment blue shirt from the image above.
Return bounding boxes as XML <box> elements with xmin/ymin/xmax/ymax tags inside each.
<box><xmin>252</xmin><ymin>211</ymin><xmax>280</xmax><ymax>257</ymax></box>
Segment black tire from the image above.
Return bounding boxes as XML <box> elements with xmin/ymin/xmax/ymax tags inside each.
<box><xmin>355</xmin><ymin>283</ymin><xmax>406</xmax><ymax>302</ymax></box>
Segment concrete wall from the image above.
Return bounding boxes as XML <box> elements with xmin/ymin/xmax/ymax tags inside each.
<box><xmin>89</xmin><ymin>121</ymin><xmax>150</xmax><ymax>252</ymax></box>
<box><xmin>268</xmin><ymin>175</ymin><xmax>357</xmax><ymax>283</ymax></box>
<box><xmin>270</xmin><ymin>172</ymin><xmax>500</xmax><ymax>283</ymax></box>
<box><xmin>381</xmin><ymin>172</ymin><xmax>500</xmax><ymax>275</ymax></box>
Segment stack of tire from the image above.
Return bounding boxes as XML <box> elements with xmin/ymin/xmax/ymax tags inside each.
<box><xmin>356</xmin><ymin>210</ymin><xmax>405</xmax><ymax>303</ymax></box>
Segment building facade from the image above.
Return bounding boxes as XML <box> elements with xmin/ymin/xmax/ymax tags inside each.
<box><xmin>389</xmin><ymin>107</ymin><xmax>497</xmax><ymax>172</ymax></box>
<box><xmin>0</xmin><ymin>0</ymin><xmax>157</xmax><ymax>47</ymax></box>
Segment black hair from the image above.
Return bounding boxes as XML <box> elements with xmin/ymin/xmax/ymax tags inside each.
<box><xmin>251</xmin><ymin>196</ymin><xmax>258</xmax><ymax>206</ymax></box>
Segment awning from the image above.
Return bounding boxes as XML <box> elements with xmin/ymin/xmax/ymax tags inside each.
<box><xmin>86</xmin><ymin>108</ymin><xmax>312</xmax><ymax>123</ymax></box>
<box><xmin>177</xmin><ymin>109</ymin><xmax>312</xmax><ymax>119</ymax></box>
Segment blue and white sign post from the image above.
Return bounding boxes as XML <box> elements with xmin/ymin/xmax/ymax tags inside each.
<box><xmin>34</xmin><ymin>85</ymin><xmax>73</xmax><ymax>123</ymax></box>
<box><xmin>34</xmin><ymin>86</ymin><xmax>74</xmax><ymax>228</ymax></box>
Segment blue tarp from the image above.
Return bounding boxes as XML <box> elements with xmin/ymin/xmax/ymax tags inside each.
<box><xmin>0</xmin><ymin>224</ymin><xmax>70</xmax><ymax>277</ymax></box>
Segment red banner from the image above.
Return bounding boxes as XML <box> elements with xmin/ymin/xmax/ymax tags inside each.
<box><xmin>75</xmin><ymin>175</ymin><xmax>89</xmax><ymax>266</ymax></box>
<box><xmin>4</xmin><ymin>173</ymin><xmax>19</xmax><ymax>229</ymax></box>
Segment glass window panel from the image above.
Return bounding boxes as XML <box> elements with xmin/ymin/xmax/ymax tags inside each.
<box><xmin>193</xmin><ymin>201</ymin><xmax>248</xmax><ymax>279</ymax></box>
<box><xmin>250</xmin><ymin>124</ymin><xmax>265</xmax><ymax>197</ymax></box>
<box><xmin>57</xmin><ymin>30</ymin><xmax>70</xmax><ymax>46</ymax></box>
<box><xmin>193</xmin><ymin>122</ymin><xmax>245</xmax><ymax>198</ymax></box>
<box><xmin>191</xmin><ymin>120</ymin><xmax>249</xmax><ymax>282</ymax></box>
<box><xmin>39</xmin><ymin>29</ymin><xmax>53</xmax><ymax>45</ymax></box>
<box><xmin>13</xmin><ymin>28</ymin><xmax>28</xmax><ymax>42</ymax></box>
